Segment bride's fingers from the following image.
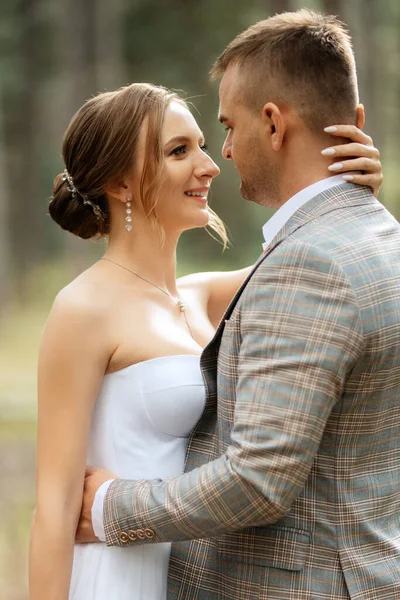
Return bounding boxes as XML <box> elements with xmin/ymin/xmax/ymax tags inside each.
<box><xmin>321</xmin><ymin>142</ymin><xmax>380</xmax><ymax>160</ymax></box>
<box><xmin>327</xmin><ymin>157</ymin><xmax>381</xmax><ymax>173</ymax></box>
<box><xmin>324</xmin><ymin>125</ymin><xmax>373</xmax><ymax>146</ymax></box>
<box><xmin>342</xmin><ymin>172</ymin><xmax>383</xmax><ymax>195</ymax></box>
<box><xmin>342</xmin><ymin>173</ymin><xmax>381</xmax><ymax>184</ymax></box>
<box><xmin>323</xmin><ymin>125</ymin><xmax>383</xmax><ymax>197</ymax></box>
<box><xmin>327</xmin><ymin>158</ymin><xmax>383</xmax><ymax>197</ymax></box>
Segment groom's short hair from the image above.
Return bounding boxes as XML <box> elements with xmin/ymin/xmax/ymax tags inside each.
<box><xmin>211</xmin><ymin>9</ymin><xmax>359</xmax><ymax>133</ymax></box>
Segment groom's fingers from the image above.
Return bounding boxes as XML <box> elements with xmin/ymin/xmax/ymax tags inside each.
<box><xmin>325</xmin><ymin>124</ymin><xmax>373</xmax><ymax>146</ymax></box>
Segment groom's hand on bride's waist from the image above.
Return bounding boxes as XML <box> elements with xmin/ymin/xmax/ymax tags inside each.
<box><xmin>75</xmin><ymin>465</ymin><xmax>117</xmax><ymax>544</ymax></box>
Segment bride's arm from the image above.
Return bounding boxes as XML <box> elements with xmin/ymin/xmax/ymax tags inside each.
<box><xmin>29</xmin><ymin>288</ymin><xmax>109</xmax><ymax>600</ymax></box>
<box><xmin>179</xmin><ymin>267</ymin><xmax>252</xmax><ymax>328</ymax></box>
<box><xmin>182</xmin><ymin>126</ymin><xmax>382</xmax><ymax>327</ymax></box>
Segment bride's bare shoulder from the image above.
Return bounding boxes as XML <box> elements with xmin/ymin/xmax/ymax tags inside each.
<box><xmin>49</xmin><ymin>267</ymin><xmax>115</xmax><ymax>331</ymax></box>
<box><xmin>38</xmin><ymin>272</ymin><xmax>115</xmax><ymax>377</ymax></box>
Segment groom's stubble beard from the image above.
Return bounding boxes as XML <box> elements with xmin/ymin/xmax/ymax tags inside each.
<box><xmin>239</xmin><ymin>148</ymin><xmax>281</xmax><ymax>208</ymax></box>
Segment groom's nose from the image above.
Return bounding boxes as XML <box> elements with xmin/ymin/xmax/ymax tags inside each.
<box><xmin>222</xmin><ymin>138</ymin><xmax>232</xmax><ymax>160</ymax></box>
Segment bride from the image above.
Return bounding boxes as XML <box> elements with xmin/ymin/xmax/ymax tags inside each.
<box><xmin>29</xmin><ymin>82</ymin><xmax>382</xmax><ymax>599</ymax></box>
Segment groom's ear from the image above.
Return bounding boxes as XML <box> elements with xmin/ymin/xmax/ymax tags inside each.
<box><xmin>262</xmin><ymin>102</ymin><xmax>286</xmax><ymax>152</ymax></box>
<box><xmin>356</xmin><ymin>104</ymin><xmax>365</xmax><ymax>129</ymax></box>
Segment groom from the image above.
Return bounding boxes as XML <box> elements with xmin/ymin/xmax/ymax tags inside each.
<box><xmin>78</xmin><ymin>10</ymin><xmax>400</xmax><ymax>598</ymax></box>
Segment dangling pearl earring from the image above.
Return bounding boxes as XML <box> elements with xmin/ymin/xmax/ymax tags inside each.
<box><xmin>125</xmin><ymin>196</ymin><xmax>132</xmax><ymax>232</ymax></box>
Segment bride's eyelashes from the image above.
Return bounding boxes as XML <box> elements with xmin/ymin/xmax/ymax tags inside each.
<box><xmin>169</xmin><ymin>143</ymin><xmax>210</xmax><ymax>157</ymax></box>
<box><xmin>170</xmin><ymin>144</ymin><xmax>187</xmax><ymax>156</ymax></box>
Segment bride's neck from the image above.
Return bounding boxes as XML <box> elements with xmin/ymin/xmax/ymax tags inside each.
<box><xmin>104</xmin><ymin>225</ymin><xmax>180</xmax><ymax>297</ymax></box>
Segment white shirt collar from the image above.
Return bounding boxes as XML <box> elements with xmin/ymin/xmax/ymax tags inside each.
<box><xmin>262</xmin><ymin>174</ymin><xmax>350</xmax><ymax>251</ymax></box>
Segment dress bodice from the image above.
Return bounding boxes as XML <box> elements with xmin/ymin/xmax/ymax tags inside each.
<box><xmin>88</xmin><ymin>354</ymin><xmax>206</xmax><ymax>480</ymax></box>
<box><xmin>70</xmin><ymin>354</ymin><xmax>206</xmax><ymax>600</ymax></box>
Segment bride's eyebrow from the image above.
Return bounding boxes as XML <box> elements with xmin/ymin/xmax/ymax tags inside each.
<box><xmin>165</xmin><ymin>136</ymin><xmax>190</xmax><ymax>147</ymax></box>
<box><xmin>164</xmin><ymin>134</ymin><xmax>205</xmax><ymax>148</ymax></box>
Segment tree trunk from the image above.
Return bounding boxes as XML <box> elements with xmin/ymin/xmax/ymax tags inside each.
<box><xmin>269</xmin><ymin>0</ymin><xmax>292</xmax><ymax>14</ymax></box>
<box><xmin>343</xmin><ymin>0</ymin><xmax>382</xmax><ymax>155</ymax></box>
<box><xmin>6</xmin><ymin>0</ymin><xmax>44</xmax><ymax>297</ymax></box>
<box><xmin>53</xmin><ymin>0</ymin><xmax>129</xmax><ymax>276</ymax></box>
<box><xmin>0</xmin><ymin>106</ymin><xmax>12</xmax><ymax>308</ymax></box>
<box><xmin>57</xmin><ymin>0</ymin><xmax>102</xmax><ymax>275</ymax></box>
<box><xmin>94</xmin><ymin>0</ymin><xmax>128</xmax><ymax>91</ymax></box>
<box><xmin>323</xmin><ymin>0</ymin><xmax>343</xmax><ymax>16</ymax></box>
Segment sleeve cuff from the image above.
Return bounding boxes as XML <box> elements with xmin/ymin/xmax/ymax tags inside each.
<box><xmin>91</xmin><ymin>479</ymin><xmax>115</xmax><ymax>541</ymax></box>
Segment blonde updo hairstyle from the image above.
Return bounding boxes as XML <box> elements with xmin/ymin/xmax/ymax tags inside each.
<box><xmin>50</xmin><ymin>83</ymin><xmax>227</xmax><ymax>245</ymax></box>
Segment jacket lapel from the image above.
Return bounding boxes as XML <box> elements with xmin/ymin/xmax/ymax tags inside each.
<box><xmin>202</xmin><ymin>183</ymin><xmax>376</xmax><ymax>363</ymax></box>
<box><xmin>189</xmin><ymin>183</ymin><xmax>376</xmax><ymax>463</ymax></box>
<box><xmin>263</xmin><ymin>182</ymin><xmax>376</xmax><ymax>253</ymax></box>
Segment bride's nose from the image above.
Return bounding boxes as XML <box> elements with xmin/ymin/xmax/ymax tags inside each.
<box><xmin>194</xmin><ymin>153</ymin><xmax>220</xmax><ymax>179</ymax></box>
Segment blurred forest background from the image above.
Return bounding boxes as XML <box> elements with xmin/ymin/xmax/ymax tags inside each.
<box><xmin>0</xmin><ymin>0</ymin><xmax>399</xmax><ymax>597</ymax></box>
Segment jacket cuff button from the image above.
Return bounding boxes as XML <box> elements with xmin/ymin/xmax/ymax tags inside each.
<box><xmin>144</xmin><ymin>528</ymin><xmax>155</xmax><ymax>539</ymax></box>
<box><xmin>118</xmin><ymin>531</ymin><xmax>129</xmax><ymax>544</ymax></box>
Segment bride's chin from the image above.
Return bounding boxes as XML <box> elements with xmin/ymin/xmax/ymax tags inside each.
<box><xmin>182</xmin><ymin>213</ymin><xmax>210</xmax><ymax>231</ymax></box>
<box><xmin>198</xmin><ymin>211</ymin><xmax>211</xmax><ymax>228</ymax></box>
<box><xmin>194</xmin><ymin>208</ymin><xmax>211</xmax><ymax>225</ymax></box>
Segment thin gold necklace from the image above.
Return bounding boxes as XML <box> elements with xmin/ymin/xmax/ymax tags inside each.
<box><xmin>100</xmin><ymin>257</ymin><xmax>194</xmax><ymax>339</ymax></box>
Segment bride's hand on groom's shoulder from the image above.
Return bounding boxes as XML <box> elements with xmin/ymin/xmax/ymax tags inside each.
<box><xmin>322</xmin><ymin>124</ymin><xmax>383</xmax><ymax>198</ymax></box>
<box><xmin>75</xmin><ymin>465</ymin><xmax>117</xmax><ymax>544</ymax></box>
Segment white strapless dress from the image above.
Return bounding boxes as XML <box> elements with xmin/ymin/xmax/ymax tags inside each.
<box><xmin>69</xmin><ymin>355</ymin><xmax>205</xmax><ymax>600</ymax></box>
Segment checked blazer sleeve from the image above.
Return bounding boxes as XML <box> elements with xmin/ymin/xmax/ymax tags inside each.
<box><xmin>103</xmin><ymin>240</ymin><xmax>364</xmax><ymax>546</ymax></box>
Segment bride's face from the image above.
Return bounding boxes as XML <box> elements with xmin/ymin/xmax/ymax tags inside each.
<box><xmin>132</xmin><ymin>101</ymin><xmax>220</xmax><ymax>234</ymax></box>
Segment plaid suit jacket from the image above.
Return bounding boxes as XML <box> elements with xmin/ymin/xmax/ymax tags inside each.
<box><xmin>104</xmin><ymin>183</ymin><xmax>400</xmax><ymax>599</ymax></box>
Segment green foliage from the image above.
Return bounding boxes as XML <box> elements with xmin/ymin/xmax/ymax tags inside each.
<box><xmin>0</xmin><ymin>0</ymin><xmax>399</xmax><ymax>287</ymax></box>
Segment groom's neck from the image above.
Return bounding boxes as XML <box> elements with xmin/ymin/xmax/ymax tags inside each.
<box><xmin>276</xmin><ymin>137</ymin><xmax>336</xmax><ymax>207</ymax></box>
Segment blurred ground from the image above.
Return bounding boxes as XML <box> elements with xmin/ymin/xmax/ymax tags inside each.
<box><xmin>0</xmin><ymin>307</ymin><xmax>42</xmax><ymax>600</ymax></box>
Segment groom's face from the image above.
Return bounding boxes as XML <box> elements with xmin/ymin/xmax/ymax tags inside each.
<box><xmin>218</xmin><ymin>64</ymin><xmax>279</xmax><ymax>207</ymax></box>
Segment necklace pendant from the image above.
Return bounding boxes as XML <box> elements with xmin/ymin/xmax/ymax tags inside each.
<box><xmin>177</xmin><ymin>299</ymin><xmax>186</xmax><ymax>312</ymax></box>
